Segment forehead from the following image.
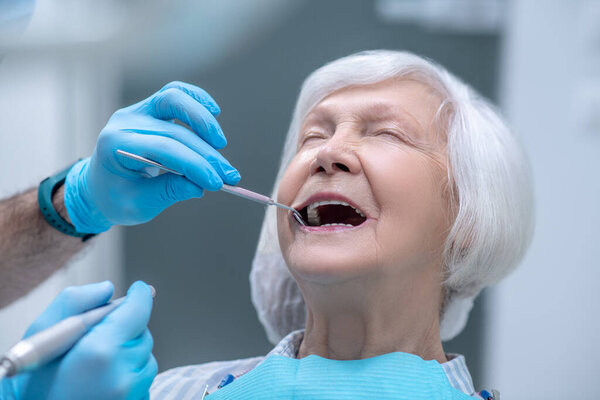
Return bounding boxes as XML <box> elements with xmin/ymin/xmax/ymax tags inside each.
<box><xmin>304</xmin><ymin>79</ymin><xmax>443</xmax><ymax>135</ymax></box>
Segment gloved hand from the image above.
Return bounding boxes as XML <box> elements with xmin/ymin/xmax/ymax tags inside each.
<box><xmin>64</xmin><ymin>81</ymin><xmax>241</xmax><ymax>233</ymax></box>
<box><xmin>3</xmin><ymin>281</ymin><xmax>157</xmax><ymax>400</ymax></box>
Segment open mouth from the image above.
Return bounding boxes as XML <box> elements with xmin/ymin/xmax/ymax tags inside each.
<box><xmin>298</xmin><ymin>200</ymin><xmax>367</xmax><ymax>227</ymax></box>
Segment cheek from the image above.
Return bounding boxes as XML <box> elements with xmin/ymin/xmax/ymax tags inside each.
<box><xmin>363</xmin><ymin>144</ymin><xmax>449</xmax><ymax>265</ymax></box>
<box><xmin>276</xmin><ymin>150</ymin><xmax>314</xmax><ymax>205</ymax></box>
<box><xmin>276</xmin><ymin>152</ymin><xmax>312</xmax><ymax>251</ymax></box>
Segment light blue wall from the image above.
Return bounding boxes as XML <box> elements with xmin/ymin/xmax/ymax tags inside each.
<box><xmin>486</xmin><ymin>1</ymin><xmax>600</xmax><ymax>398</ymax></box>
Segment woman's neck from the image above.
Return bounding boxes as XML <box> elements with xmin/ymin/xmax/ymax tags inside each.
<box><xmin>296</xmin><ymin>272</ymin><xmax>447</xmax><ymax>363</ymax></box>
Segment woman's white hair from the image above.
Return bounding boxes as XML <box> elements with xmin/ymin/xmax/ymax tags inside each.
<box><xmin>250</xmin><ymin>50</ymin><xmax>534</xmax><ymax>343</ymax></box>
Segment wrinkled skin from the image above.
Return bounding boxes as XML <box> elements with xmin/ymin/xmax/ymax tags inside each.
<box><xmin>276</xmin><ymin>79</ymin><xmax>453</xmax><ymax>361</ymax></box>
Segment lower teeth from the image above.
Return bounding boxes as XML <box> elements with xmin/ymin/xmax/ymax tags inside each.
<box><xmin>319</xmin><ymin>223</ymin><xmax>353</xmax><ymax>227</ymax></box>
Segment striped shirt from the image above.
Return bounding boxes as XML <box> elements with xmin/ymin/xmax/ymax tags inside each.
<box><xmin>150</xmin><ymin>330</ymin><xmax>496</xmax><ymax>399</ymax></box>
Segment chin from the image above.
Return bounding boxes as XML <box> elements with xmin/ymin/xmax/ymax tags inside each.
<box><xmin>283</xmin><ymin>243</ymin><xmax>378</xmax><ymax>285</ymax></box>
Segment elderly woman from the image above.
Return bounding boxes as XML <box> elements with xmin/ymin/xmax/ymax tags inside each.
<box><xmin>150</xmin><ymin>50</ymin><xmax>533</xmax><ymax>399</ymax></box>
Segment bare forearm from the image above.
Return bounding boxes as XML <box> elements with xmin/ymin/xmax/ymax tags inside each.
<box><xmin>0</xmin><ymin>185</ymin><xmax>88</xmax><ymax>308</ymax></box>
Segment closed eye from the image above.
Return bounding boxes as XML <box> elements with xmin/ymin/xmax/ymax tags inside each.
<box><xmin>372</xmin><ymin>129</ymin><xmax>410</xmax><ymax>143</ymax></box>
<box><xmin>371</xmin><ymin>129</ymin><xmax>432</xmax><ymax>153</ymax></box>
<box><xmin>300</xmin><ymin>131</ymin><xmax>328</xmax><ymax>146</ymax></box>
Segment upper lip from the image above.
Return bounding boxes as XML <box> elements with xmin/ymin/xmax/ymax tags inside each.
<box><xmin>293</xmin><ymin>192</ymin><xmax>369</xmax><ymax>218</ymax></box>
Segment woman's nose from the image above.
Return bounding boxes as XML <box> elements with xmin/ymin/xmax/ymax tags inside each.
<box><xmin>310</xmin><ymin>134</ymin><xmax>361</xmax><ymax>176</ymax></box>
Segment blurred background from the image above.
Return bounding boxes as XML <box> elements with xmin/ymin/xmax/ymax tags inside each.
<box><xmin>0</xmin><ymin>0</ymin><xmax>598</xmax><ymax>398</ymax></box>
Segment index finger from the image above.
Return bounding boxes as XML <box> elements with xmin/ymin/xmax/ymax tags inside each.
<box><xmin>25</xmin><ymin>281</ymin><xmax>114</xmax><ymax>338</ymax></box>
<box><xmin>159</xmin><ymin>81</ymin><xmax>221</xmax><ymax>117</ymax></box>
<box><xmin>95</xmin><ymin>281</ymin><xmax>154</xmax><ymax>342</ymax></box>
<box><xmin>149</xmin><ymin>87</ymin><xmax>228</xmax><ymax>149</ymax></box>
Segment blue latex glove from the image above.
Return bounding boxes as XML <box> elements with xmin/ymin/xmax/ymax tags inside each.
<box><xmin>2</xmin><ymin>281</ymin><xmax>157</xmax><ymax>400</ymax></box>
<box><xmin>64</xmin><ymin>81</ymin><xmax>241</xmax><ymax>233</ymax></box>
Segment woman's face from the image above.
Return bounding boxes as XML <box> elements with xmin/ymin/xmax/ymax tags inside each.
<box><xmin>277</xmin><ymin>79</ymin><xmax>451</xmax><ymax>285</ymax></box>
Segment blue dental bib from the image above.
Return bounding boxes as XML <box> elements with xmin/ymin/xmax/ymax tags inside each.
<box><xmin>206</xmin><ymin>351</ymin><xmax>474</xmax><ymax>399</ymax></box>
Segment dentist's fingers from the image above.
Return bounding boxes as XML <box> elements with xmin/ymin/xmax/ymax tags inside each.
<box><xmin>134</xmin><ymin>119</ymin><xmax>240</xmax><ymax>185</ymax></box>
<box><xmin>117</xmin><ymin>135</ymin><xmax>224</xmax><ymax>191</ymax></box>
<box><xmin>129</xmin><ymin>355</ymin><xmax>158</xmax><ymax>400</ymax></box>
<box><xmin>143</xmin><ymin>173</ymin><xmax>205</xmax><ymax>205</ymax></box>
<box><xmin>124</xmin><ymin>329</ymin><xmax>155</xmax><ymax>370</ymax></box>
<box><xmin>147</xmin><ymin>87</ymin><xmax>227</xmax><ymax>149</ymax></box>
<box><xmin>25</xmin><ymin>281</ymin><xmax>114</xmax><ymax>338</ymax></box>
<box><xmin>159</xmin><ymin>81</ymin><xmax>221</xmax><ymax>117</ymax></box>
<box><xmin>95</xmin><ymin>281</ymin><xmax>153</xmax><ymax>342</ymax></box>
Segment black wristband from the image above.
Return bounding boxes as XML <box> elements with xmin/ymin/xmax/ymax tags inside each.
<box><xmin>38</xmin><ymin>162</ymin><xmax>95</xmax><ymax>242</ymax></box>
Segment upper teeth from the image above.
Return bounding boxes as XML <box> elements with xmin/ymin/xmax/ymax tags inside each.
<box><xmin>307</xmin><ymin>203</ymin><xmax>320</xmax><ymax>226</ymax></box>
<box><xmin>306</xmin><ymin>200</ymin><xmax>366</xmax><ymax>226</ymax></box>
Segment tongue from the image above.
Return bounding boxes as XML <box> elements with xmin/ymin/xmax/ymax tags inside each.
<box><xmin>316</xmin><ymin>204</ymin><xmax>365</xmax><ymax>226</ymax></box>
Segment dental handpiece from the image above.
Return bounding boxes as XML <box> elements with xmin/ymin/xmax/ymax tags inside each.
<box><xmin>115</xmin><ymin>149</ymin><xmax>306</xmax><ymax>225</ymax></box>
<box><xmin>0</xmin><ymin>286</ymin><xmax>156</xmax><ymax>379</ymax></box>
